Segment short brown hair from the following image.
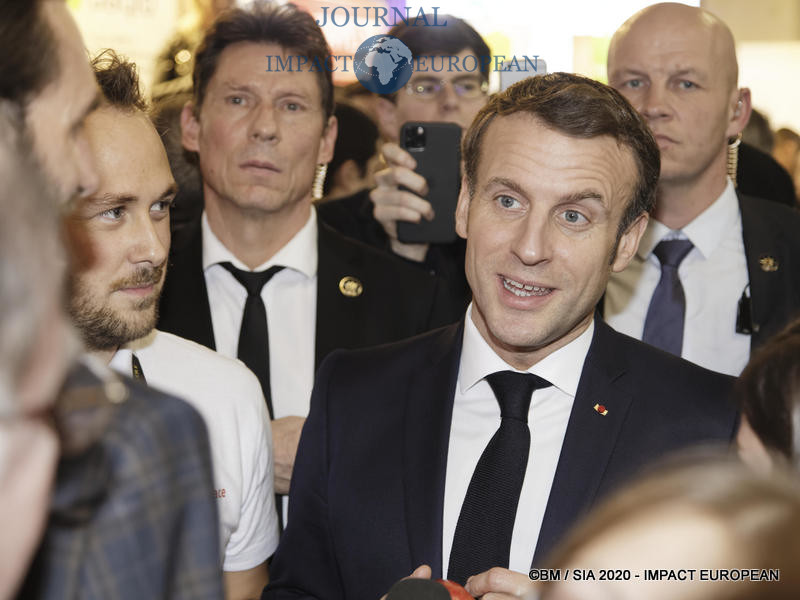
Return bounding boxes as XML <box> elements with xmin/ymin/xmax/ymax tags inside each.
<box><xmin>192</xmin><ymin>2</ymin><xmax>334</xmax><ymax>118</ymax></box>
<box><xmin>91</xmin><ymin>49</ymin><xmax>148</xmax><ymax>112</ymax></box>
<box><xmin>462</xmin><ymin>73</ymin><xmax>660</xmax><ymax>236</ymax></box>
<box><xmin>735</xmin><ymin>317</ymin><xmax>800</xmax><ymax>466</ymax></box>
<box><xmin>389</xmin><ymin>14</ymin><xmax>491</xmax><ymax>82</ymax></box>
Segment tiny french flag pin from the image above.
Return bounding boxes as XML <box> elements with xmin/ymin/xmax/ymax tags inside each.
<box><xmin>593</xmin><ymin>403</ymin><xmax>609</xmax><ymax>416</ymax></box>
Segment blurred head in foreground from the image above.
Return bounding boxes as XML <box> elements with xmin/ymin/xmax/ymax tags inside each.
<box><xmin>735</xmin><ymin>318</ymin><xmax>800</xmax><ymax>473</ymax></box>
<box><xmin>0</xmin><ymin>102</ymin><xmax>78</xmax><ymax>600</ymax></box>
<box><xmin>539</xmin><ymin>454</ymin><xmax>800</xmax><ymax>600</ymax></box>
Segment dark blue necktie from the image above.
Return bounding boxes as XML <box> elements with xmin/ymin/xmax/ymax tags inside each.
<box><xmin>220</xmin><ymin>262</ymin><xmax>284</xmax><ymax>418</ymax></box>
<box><xmin>642</xmin><ymin>239</ymin><xmax>694</xmax><ymax>356</ymax></box>
<box><xmin>447</xmin><ymin>370</ymin><xmax>552</xmax><ymax>585</ymax></box>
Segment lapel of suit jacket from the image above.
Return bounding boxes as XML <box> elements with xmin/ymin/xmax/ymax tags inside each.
<box><xmin>532</xmin><ymin>318</ymin><xmax>634</xmax><ymax>565</ymax></box>
<box><xmin>402</xmin><ymin>322</ymin><xmax>463</xmax><ymax>579</ymax></box>
<box><xmin>160</xmin><ymin>221</ymin><xmax>216</xmax><ymax>350</ymax></box>
<box><xmin>738</xmin><ymin>193</ymin><xmax>791</xmax><ymax>349</ymax></box>
<box><xmin>314</xmin><ymin>222</ymin><xmax>366</xmax><ymax>369</ymax></box>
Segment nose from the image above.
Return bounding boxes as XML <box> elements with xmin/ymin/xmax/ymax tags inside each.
<box><xmin>510</xmin><ymin>211</ymin><xmax>551</xmax><ymax>266</ymax></box>
<box><xmin>438</xmin><ymin>80</ymin><xmax>460</xmax><ymax>113</ymax></box>
<box><xmin>250</xmin><ymin>103</ymin><xmax>279</xmax><ymax>142</ymax></box>
<box><xmin>639</xmin><ymin>84</ymin><xmax>670</xmax><ymax>122</ymax></box>
<box><xmin>129</xmin><ymin>215</ymin><xmax>168</xmax><ymax>268</ymax></box>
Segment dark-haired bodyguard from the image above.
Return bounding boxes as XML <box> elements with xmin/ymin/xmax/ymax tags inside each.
<box><xmin>157</xmin><ymin>4</ymin><xmax>451</xmax><ymax>506</ymax></box>
<box><xmin>263</xmin><ymin>74</ymin><xmax>738</xmax><ymax>600</ymax></box>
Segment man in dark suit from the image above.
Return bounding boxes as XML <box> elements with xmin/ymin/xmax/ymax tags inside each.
<box><xmin>604</xmin><ymin>2</ymin><xmax>800</xmax><ymax>376</ymax></box>
<box><xmin>157</xmin><ymin>4</ymin><xmax>450</xmax><ymax>498</ymax></box>
<box><xmin>263</xmin><ymin>73</ymin><xmax>738</xmax><ymax>600</ymax></box>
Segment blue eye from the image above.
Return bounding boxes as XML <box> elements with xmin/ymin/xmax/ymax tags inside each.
<box><xmin>679</xmin><ymin>80</ymin><xmax>696</xmax><ymax>89</ymax></box>
<box><xmin>101</xmin><ymin>207</ymin><xmax>124</xmax><ymax>220</ymax></box>
<box><xmin>563</xmin><ymin>210</ymin><xmax>587</xmax><ymax>224</ymax></box>
<box><xmin>497</xmin><ymin>195</ymin><xmax>520</xmax><ymax>209</ymax></box>
<box><xmin>151</xmin><ymin>200</ymin><xmax>172</xmax><ymax>214</ymax></box>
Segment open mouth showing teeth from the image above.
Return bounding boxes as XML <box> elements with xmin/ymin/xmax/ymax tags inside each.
<box><xmin>501</xmin><ymin>276</ymin><xmax>552</xmax><ymax>297</ymax></box>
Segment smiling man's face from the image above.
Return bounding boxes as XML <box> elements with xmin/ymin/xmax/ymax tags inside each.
<box><xmin>456</xmin><ymin>113</ymin><xmax>646</xmax><ymax>369</ymax></box>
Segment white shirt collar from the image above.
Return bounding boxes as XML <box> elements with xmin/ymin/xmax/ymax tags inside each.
<box><xmin>458</xmin><ymin>303</ymin><xmax>594</xmax><ymax>398</ymax></box>
<box><xmin>108</xmin><ymin>330</ymin><xmax>159</xmax><ymax>375</ymax></box>
<box><xmin>108</xmin><ymin>347</ymin><xmax>133</xmax><ymax>376</ymax></box>
<box><xmin>201</xmin><ymin>207</ymin><xmax>318</xmax><ymax>278</ymax></box>
<box><xmin>638</xmin><ymin>178</ymin><xmax>739</xmax><ymax>261</ymax></box>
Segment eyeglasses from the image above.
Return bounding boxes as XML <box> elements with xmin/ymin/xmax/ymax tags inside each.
<box><xmin>405</xmin><ymin>76</ymin><xmax>489</xmax><ymax>101</ymax></box>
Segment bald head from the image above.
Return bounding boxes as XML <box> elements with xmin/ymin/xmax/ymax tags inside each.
<box><xmin>610</xmin><ymin>2</ymin><xmax>738</xmax><ymax>93</ymax></box>
<box><xmin>606</xmin><ymin>2</ymin><xmax>751</xmax><ymax>209</ymax></box>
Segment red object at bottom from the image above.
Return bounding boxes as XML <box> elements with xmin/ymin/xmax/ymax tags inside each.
<box><xmin>437</xmin><ymin>579</ymin><xmax>474</xmax><ymax>599</ymax></box>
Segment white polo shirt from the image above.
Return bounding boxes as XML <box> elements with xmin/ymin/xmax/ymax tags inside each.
<box><xmin>110</xmin><ymin>330</ymin><xmax>279</xmax><ymax>571</ymax></box>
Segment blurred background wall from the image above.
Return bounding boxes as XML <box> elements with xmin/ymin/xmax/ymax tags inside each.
<box><xmin>68</xmin><ymin>0</ymin><xmax>800</xmax><ymax>131</ymax></box>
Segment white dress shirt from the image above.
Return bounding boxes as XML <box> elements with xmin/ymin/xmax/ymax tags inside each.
<box><xmin>443</xmin><ymin>305</ymin><xmax>593</xmax><ymax>577</ymax></box>
<box><xmin>201</xmin><ymin>209</ymin><xmax>318</xmax><ymax>420</ymax></box>
<box><xmin>605</xmin><ymin>179</ymin><xmax>750</xmax><ymax>376</ymax></box>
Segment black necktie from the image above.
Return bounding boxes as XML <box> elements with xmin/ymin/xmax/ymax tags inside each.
<box><xmin>131</xmin><ymin>354</ymin><xmax>146</xmax><ymax>384</ymax></box>
<box><xmin>447</xmin><ymin>370</ymin><xmax>552</xmax><ymax>585</ymax></box>
<box><xmin>642</xmin><ymin>239</ymin><xmax>694</xmax><ymax>356</ymax></box>
<box><xmin>220</xmin><ymin>262</ymin><xmax>284</xmax><ymax>418</ymax></box>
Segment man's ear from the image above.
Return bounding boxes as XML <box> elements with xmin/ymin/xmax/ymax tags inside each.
<box><xmin>727</xmin><ymin>87</ymin><xmax>752</xmax><ymax>139</ymax></box>
<box><xmin>374</xmin><ymin>96</ymin><xmax>400</xmax><ymax>143</ymax></box>
<box><xmin>611</xmin><ymin>212</ymin><xmax>649</xmax><ymax>272</ymax></box>
<box><xmin>317</xmin><ymin>115</ymin><xmax>338</xmax><ymax>165</ymax></box>
<box><xmin>455</xmin><ymin>175</ymin><xmax>471</xmax><ymax>240</ymax></box>
<box><xmin>180</xmin><ymin>101</ymin><xmax>201</xmax><ymax>153</ymax></box>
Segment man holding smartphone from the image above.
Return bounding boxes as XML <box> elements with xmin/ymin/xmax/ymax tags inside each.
<box><xmin>317</xmin><ymin>15</ymin><xmax>492</xmax><ymax>316</ymax></box>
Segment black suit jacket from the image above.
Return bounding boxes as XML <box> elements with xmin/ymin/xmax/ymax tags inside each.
<box><xmin>263</xmin><ymin>319</ymin><xmax>738</xmax><ymax>600</ymax></box>
<box><xmin>317</xmin><ymin>193</ymin><xmax>471</xmax><ymax>319</ymax></box>
<box><xmin>737</xmin><ymin>142</ymin><xmax>797</xmax><ymax>208</ymax></box>
<box><xmin>157</xmin><ymin>218</ymin><xmax>454</xmax><ymax>370</ymax></box>
<box><xmin>739</xmin><ymin>193</ymin><xmax>800</xmax><ymax>348</ymax></box>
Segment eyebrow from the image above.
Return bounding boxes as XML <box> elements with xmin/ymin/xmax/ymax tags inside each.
<box><xmin>485</xmin><ymin>176</ymin><xmax>528</xmax><ymax>198</ymax></box>
<box><xmin>610</xmin><ymin>67</ymin><xmax>706</xmax><ymax>80</ymax></box>
<box><xmin>221</xmin><ymin>81</ymin><xmax>256</xmax><ymax>93</ymax></box>
<box><xmin>486</xmin><ymin>177</ymin><xmax>605</xmax><ymax>204</ymax></box>
<box><xmin>669</xmin><ymin>68</ymin><xmax>708</xmax><ymax>81</ymax></box>
<box><xmin>561</xmin><ymin>190</ymin><xmax>604</xmax><ymax>204</ymax></box>
<box><xmin>90</xmin><ymin>183</ymin><xmax>178</xmax><ymax>207</ymax></box>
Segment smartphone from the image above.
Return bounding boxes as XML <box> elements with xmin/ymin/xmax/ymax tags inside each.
<box><xmin>498</xmin><ymin>58</ymin><xmax>548</xmax><ymax>91</ymax></box>
<box><xmin>397</xmin><ymin>121</ymin><xmax>461</xmax><ymax>244</ymax></box>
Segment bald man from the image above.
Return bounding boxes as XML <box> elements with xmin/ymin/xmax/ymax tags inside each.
<box><xmin>603</xmin><ymin>2</ymin><xmax>800</xmax><ymax>376</ymax></box>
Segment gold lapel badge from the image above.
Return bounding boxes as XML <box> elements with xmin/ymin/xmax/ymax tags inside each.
<box><xmin>339</xmin><ymin>276</ymin><xmax>363</xmax><ymax>298</ymax></box>
<box><xmin>593</xmin><ymin>403</ymin><xmax>609</xmax><ymax>416</ymax></box>
<box><xmin>759</xmin><ymin>256</ymin><xmax>779</xmax><ymax>272</ymax></box>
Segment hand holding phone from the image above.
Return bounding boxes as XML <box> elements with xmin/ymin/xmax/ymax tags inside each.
<box><xmin>370</xmin><ymin>142</ymin><xmax>434</xmax><ymax>262</ymax></box>
<box><xmin>396</xmin><ymin>122</ymin><xmax>462</xmax><ymax>244</ymax></box>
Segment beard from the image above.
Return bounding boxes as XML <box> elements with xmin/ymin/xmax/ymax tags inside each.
<box><xmin>68</xmin><ymin>265</ymin><xmax>164</xmax><ymax>352</ymax></box>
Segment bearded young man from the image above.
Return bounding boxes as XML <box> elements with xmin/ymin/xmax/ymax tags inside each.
<box><xmin>65</xmin><ymin>51</ymin><xmax>279</xmax><ymax>600</ymax></box>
